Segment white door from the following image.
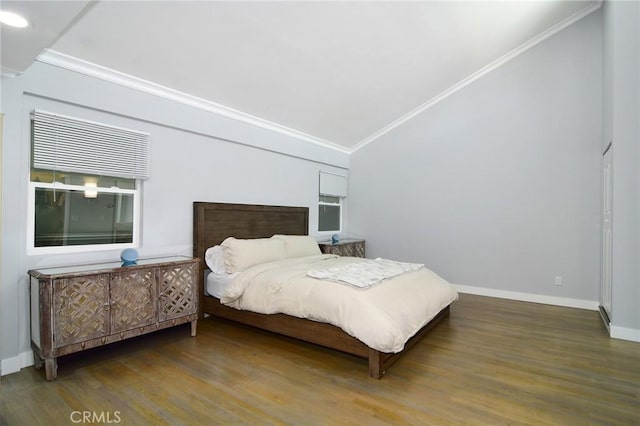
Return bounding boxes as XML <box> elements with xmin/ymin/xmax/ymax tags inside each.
<box><xmin>600</xmin><ymin>144</ymin><xmax>613</xmax><ymax>324</ymax></box>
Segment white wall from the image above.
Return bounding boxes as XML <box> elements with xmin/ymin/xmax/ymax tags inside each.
<box><xmin>348</xmin><ymin>11</ymin><xmax>603</xmax><ymax>305</ymax></box>
<box><xmin>602</xmin><ymin>0</ymin><xmax>640</xmax><ymax>339</ymax></box>
<box><xmin>0</xmin><ymin>61</ymin><xmax>349</xmax><ymax>374</ymax></box>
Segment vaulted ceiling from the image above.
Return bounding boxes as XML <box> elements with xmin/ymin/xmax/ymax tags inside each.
<box><xmin>2</xmin><ymin>1</ymin><xmax>601</xmax><ymax>152</ymax></box>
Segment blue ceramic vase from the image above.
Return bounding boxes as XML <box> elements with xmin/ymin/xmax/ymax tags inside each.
<box><xmin>120</xmin><ymin>248</ymin><xmax>139</xmax><ymax>266</ymax></box>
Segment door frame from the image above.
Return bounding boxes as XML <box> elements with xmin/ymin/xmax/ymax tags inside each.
<box><xmin>599</xmin><ymin>142</ymin><xmax>613</xmax><ymax>330</ymax></box>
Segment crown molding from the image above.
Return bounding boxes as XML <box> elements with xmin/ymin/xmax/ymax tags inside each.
<box><xmin>350</xmin><ymin>0</ymin><xmax>604</xmax><ymax>154</ymax></box>
<box><xmin>36</xmin><ymin>49</ymin><xmax>351</xmax><ymax>155</ymax></box>
<box><xmin>36</xmin><ymin>0</ymin><xmax>603</xmax><ymax>156</ymax></box>
<box><xmin>1</xmin><ymin>65</ymin><xmax>23</xmax><ymax>78</ymax></box>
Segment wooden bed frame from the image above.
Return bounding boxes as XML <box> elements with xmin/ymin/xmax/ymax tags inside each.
<box><xmin>193</xmin><ymin>202</ymin><xmax>451</xmax><ymax>379</ymax></box>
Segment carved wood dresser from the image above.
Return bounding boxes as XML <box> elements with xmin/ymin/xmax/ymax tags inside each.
<box><xmin>28</xmin><ymin>256</ymin><xmax>199</xmax><ymax>381</ymax></box>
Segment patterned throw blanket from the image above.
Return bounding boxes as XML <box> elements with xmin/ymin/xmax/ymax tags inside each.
<box><xmin>307</xmin><ymin>258</ymin><xmax>424</xmax><ymax>289</ymax></box>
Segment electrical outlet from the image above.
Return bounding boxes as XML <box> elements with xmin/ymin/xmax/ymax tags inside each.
<box><xmin>554</xmin><ymin>276</ymin><xmax>562</xmax><ymax>286</ymax></box>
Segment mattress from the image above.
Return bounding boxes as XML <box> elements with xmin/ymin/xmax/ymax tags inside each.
<box><xmin>206</xmin><ymin>271</ymin><xmax>238</xmax><ymax>298</ymax></box>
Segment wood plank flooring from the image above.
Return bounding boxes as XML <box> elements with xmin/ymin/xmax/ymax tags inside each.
<box><xmin>1</xmin><ymin>294</ymin><xmax>638</xmax><ymax>425</ymax></box>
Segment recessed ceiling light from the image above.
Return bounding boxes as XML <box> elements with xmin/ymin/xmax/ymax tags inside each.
<box><xmin>0</xmin><ymin>10</ymin><xmax>29</xmax><ymax>28</ymax></box>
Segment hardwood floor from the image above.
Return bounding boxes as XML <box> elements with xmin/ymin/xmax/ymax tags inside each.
<box><xmin>1</xmin><ymin>294</ymin><xmax>638</xmax><ymax>425</ymax></box>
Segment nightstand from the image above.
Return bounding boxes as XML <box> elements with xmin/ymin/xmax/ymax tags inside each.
<box><xmin>318</xmin><ymin>239</ymin><xmax>365</xmax><ymax>258</ymax></box>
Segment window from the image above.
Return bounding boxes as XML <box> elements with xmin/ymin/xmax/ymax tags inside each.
<box><xmin>318</xmin><ymin>171</ymin><xmax>347</xmax><ymax>233</ymax></box>
<box><xmin>29</xmin><ymin>171</ymin><xmax>137</xmax><ymax>249</ymax></box>
<box><xmin>319</xmin><ymin>195</ymin><xmax>342</xmax><ymax>232</ymax></box>
<box><xmin>28</xmin><ymin>110</ymin><xmax>149</xmax><ymax>254</ymax></box>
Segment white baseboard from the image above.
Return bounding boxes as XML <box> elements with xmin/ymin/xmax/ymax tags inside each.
<box><xmin>1</xmin><ymin>350</ymin><xmax>34</xmax><ymax>377</ymax></box>
<box><xmin>453</xmin><ymin>284</ymin><xmax>599</xmax><ymax>311</ymax></box>
<box><xmin>610</xmin><ymin>325</ymin><xmax>640</xmax><ymax>343</ymax></box>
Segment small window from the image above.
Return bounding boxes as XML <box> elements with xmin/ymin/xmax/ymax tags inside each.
<box><xmin>28</xmin><ymin>110</ymin><xmax>149</xmax><ymax>254</ymax></box>
<box><xmin>318</xmin><ymin>171</ymin><xmax>347</xmax><ymax>233</ymax></box>
<box><xmin>319</xmin><ymin>195</ymin><xmax>341</xmax><ymax>232</ymax></box>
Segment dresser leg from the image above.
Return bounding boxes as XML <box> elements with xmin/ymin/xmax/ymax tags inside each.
<box><xmin>32</xmin><ymin>351</ymin><xmax>43</xmax><ymax>370</ymax></box>
<box><xmin>191</xmin><ymin>319</ymin><xmax>198</xmax><ymax>337</ymax></box>
<box><xmin>44</xmin><ymin>358</ymin><xmax>57</xmax><ymax>381</ymax></box>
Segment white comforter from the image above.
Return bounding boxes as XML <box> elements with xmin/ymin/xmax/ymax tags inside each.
<box><xmin>220</xmin><ymin>254</ymin><xmax>458</xmax><ymax>353</ymax></box>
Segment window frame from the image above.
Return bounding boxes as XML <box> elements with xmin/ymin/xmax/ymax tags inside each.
<box><xmin>27</xmin><ymin>180</ymin><xmax>141</xmax><ymax>255</ymax></box>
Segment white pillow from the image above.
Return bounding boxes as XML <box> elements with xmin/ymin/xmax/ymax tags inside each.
<box><xmin>204</xmin><ymin>245</ymin><xmax>227</xmax><ymax>274</ymax></box>
<box><xmin>221</xmin><ymin>237</ymin><xmax>287</xmax><ymax>273</ymax></box>
<box><xmin>271</xmin><ymin>234</ymin><xmax>321</xmax><ymax>258</ymax></box>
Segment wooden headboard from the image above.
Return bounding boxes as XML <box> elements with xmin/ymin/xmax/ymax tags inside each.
<box><xmin>192</xmin><ymin>202</ymin><xmax>309</xmax><ymax>315</ymax></box>
<box><xmin>193</xmin><ymin>202</ymin><xmax>309</xmax><ymax>258</ymax></box>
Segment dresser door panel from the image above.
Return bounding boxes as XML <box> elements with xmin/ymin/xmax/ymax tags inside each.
<box><xmin>110</xmin><ymin>269</ymin><xmax>157</xmax><ymax>333</ymax></box>
<box><xmin>158</xmin><ymin>264</ymin><xmax>197</xmax><ymax>322</ymax></box>
<box><xmin>53</xmin><ymin>274</ymin><xmax>109</xmax><ymax>348</ymax></box>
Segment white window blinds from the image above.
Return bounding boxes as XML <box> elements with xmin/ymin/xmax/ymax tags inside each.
<box><xmin>31</xmin><ymin>110</ymin><xmax>150</xmax><ymax>180</ymax></box>
<box><xmin>319</xmin><ymin>171</ymin><xmax>347</xmax><ymax>197</ymax></box>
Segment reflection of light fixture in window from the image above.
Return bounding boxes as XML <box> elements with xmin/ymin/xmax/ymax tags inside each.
<box><xmin>84</xmin><ymin>182</ymin><xmax>98</xmax><ymax>198</ymax></box>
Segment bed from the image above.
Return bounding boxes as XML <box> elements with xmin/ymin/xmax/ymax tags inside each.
<box><xmin>193</xmin><ymin>202</ymin><xmax>457</xmax><ymax>379</ymax></box>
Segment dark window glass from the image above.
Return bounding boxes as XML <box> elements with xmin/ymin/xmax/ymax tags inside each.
<box><xmin>34</xmin><ymin>188</ymin><xmax>134</xmax><ymax>247</ymax></box>
<box><xmin>318</xmin><ymin>204</ymin><xmax>340</xmax><ymax>232</ymax></box>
